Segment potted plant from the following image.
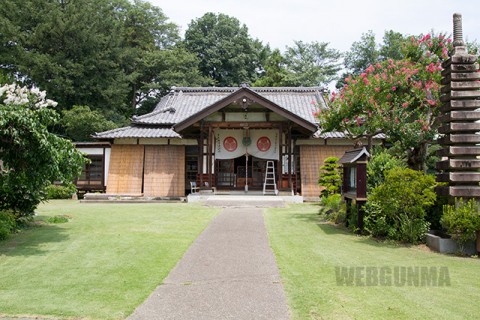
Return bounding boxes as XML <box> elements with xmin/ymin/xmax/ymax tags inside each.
<box><xmin>441</xmin><ymin>198</ymin><xmax>480</xmax><ymax>255</ymax></box>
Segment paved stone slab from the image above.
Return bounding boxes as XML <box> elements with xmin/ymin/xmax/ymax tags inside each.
<box><xmin>204</xmin><ymin>196</ymin><xmax>286</xmax><ymax>208</ymax></box>
<box><xmin>187</xmin><ymin>193</ymin><xmax>303</xmax><ymax>206</ymax></box>
<box><xmin>128</xmin><ymin>208</ymin><xmax>290</xmax><ymax>320</ymax></box>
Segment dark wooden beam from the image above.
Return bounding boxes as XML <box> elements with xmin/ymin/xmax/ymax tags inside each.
<box><xmin>205</xmin><ymin>121</ymin><xmax>283</xmax><ymax>128</ymax></box>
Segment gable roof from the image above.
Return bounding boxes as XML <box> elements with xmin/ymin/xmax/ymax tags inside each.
<box><xmin>338</xmin><ymin>147</ymin><xmax>370</xmax><ymax>164</ymax></box>
<box><xmin>173</xmin><ymin>87</ymin><xmax>319</xmax><ymax>132</ymax></box>
<box><xmin>133</xmin><ymin>86</ymin><xmax>325</xmax><ymax>126</ymax></box>
<box><xmin>95</xmin><ymin>86</ymin><xmax>326</xmax><ymax>139</ymax></box>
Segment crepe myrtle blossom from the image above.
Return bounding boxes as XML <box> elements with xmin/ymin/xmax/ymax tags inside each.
<box><xmin>318</xmin><ymin>32</ymin><xmax>453</xmax><ymax>170</ymax></box>
<box><xmin>0</xmin><ymin>83</ymin><xmax>58</xmax><ymax>108</ymax></box>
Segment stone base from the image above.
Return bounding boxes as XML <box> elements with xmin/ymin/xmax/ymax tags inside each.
<box><xmin>426</xmin><ymin>230</ymin><xmax>477</xmax><ymax>255</ymax></box>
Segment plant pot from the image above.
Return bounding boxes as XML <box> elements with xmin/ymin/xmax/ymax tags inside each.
<box><xmin>426</xmin><ymin>230</ymin><xmax>477</xmax><ymax>255</ymax></box>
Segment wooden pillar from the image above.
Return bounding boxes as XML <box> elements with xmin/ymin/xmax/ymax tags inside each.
<box><xmin>287</xmin><ymin>125</ymin><xmax>292</xmax><ymax>193</ymax></box>
<box><xmin>208</xmin><ymin>125</ymin><xmax>213</xmax><ymax>187</ymax></box>
<box><xmin>278</xmin><ymin>124</ymin><xmax>283</xmax><ymax>189</ymax></box>
<box><xmin>102</xmin><ymin>147</ymin><xmax>106</xmax><ymax>191</ymax></box>
<box><xmin>199</xmin><ymin>127</ymin><xmax>204</xmax><ymax>187</ymax></box>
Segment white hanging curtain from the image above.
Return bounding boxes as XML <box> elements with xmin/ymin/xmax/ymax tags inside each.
<box><xmin>214</xmin><ymin>129</ymin><xmax>279</xmax><ymax>160</ymax></box>
<box><xmin>214</xmin><ymin>129</ymin><xmax>245</xmax><ymax>160</ymax></box>
<box><xmin>249</xmin><ymin>129</ymin><xmax>279</xmax><ymax>160</ymax></box>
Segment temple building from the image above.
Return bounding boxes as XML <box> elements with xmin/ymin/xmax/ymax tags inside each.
<box><xmin>90</xmin><ymin>85</ymin><xmax>363</xmax><ymax>200</ymax></box>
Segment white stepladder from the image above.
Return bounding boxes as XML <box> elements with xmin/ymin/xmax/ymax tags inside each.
<box><xmin>263</xmin><ymin>161</ymin><xmax>278</xmax><ymax>195</ymax></box>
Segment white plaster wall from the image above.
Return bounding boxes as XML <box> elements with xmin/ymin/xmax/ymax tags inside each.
<box><xmin>104</xmin><ymin>147</ymin><xmax>111</xmax><ymax>186</ymax></box>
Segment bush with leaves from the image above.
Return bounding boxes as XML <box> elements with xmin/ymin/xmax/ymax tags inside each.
<box><xmin>318</xmin><ymin>157</ymin><xmax>342</xmax><ymax>197</ymax></box>
<box><xmin>45</xmin><ymin>184</ymin><xmax>77</xmax><ymax>200</ymax></box>
<box><xmin>61</xmin><ymin>105</ymin><xmax>117</xmax><ymax>141</ymax></box>
<box><xmin>364</xmin><ymin>167</ymin><xmax>436</xmax><ymax>243</ymax></box>
<box><xmin>367</xmin><ymin>148</ymin><xmax>406</xmax><ymax>191</ymax></box>
<box><xmin>441</xmin><ymin>198</ymin><xmax>480</xmax><ymax>248</ymax></box>
<box><xmin>0</xmin><ymin>210</ymin><xmax>16</xmax><ymax>240</ymax></box>
<box><xmin>319</xmin><ymin>194</ymin><xmax>346</xmax><ymax>224</ymax></box>
<box><xmin>0</xmin><ymin>83</ymin><xmax>85</xmax><ymax>218</ymax></box>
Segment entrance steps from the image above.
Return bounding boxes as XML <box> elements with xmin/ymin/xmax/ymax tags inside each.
<box><xmin>80</xmin><ymin>193</ymin><xmax>186</xmax><ymax>203</ymax></box>
<box><xmin>187</xmin><ymin>193</ymin><xmax>303</xmax><ymax>207</ymax></box>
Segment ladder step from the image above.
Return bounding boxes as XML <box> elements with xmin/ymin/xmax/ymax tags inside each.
<box><xmin>263</xmin><ymin>161</ymin><xmax>278</xmax><ymax>195</ymax></box>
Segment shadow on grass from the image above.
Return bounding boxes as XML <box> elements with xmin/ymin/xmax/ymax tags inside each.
<box><xmin>288</xmin><ymin>211</ymin><xmax>403</xmax><ymax>250</ymax></box>
<box><xmin>0</xmin><ymin>222</ymin><xmax>69</xmax><ymax>256</ymax></box>
<box><xmin>288</xmin><ymin>212</ymin><xmax>349</xmax><ymax>235</ymax></box>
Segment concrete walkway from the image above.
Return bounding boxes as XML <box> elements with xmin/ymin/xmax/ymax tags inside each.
<box><xmin>128</xmin><ymin>208</ymin><xmax>290</xmax><ymax>320</ymax></box>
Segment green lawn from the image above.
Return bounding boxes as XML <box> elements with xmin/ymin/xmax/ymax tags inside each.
<box><xmin>265</xmin><ymin>204</ymin><xmax>480</xmax><ymax>320</ymax></box>
<box><xmin>0</xmin><ymin>200</ymin><xmax>218</xmax><ymax>319</ymax></box>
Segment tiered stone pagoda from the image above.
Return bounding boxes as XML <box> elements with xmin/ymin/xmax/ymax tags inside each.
<box><xmin>436</xmin><ymin>13</ymin><xmax>480</xmax><ymax>199</ymax></box>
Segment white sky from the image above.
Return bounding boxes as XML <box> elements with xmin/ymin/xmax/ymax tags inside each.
<box><xmin>150</xmin><ymin>0</ymin><xmax>480</xmax><ymax>52</ymax></box>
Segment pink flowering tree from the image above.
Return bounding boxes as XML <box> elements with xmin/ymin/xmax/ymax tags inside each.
<box><xmin>319</xmin><ymin>33</ymin><xmax>453</xmax><ymax>170</ymax></box>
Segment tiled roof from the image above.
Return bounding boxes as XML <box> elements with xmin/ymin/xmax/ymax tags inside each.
<box><xmin>131</xmin><ymin>87</ymin><xmax>326</xmax><ymax>126</ymax></box>
<box><xmin>95</xmin><ymin>86</ymin><xmax>332</xmax><ymax>139</ymax></box>
<box><xmin>338</xmin><ymin>147</ymin><xmax>370</xmax><ymax>164</ymax></box>
<box><xmin>94</xmin><ymin>126</ymin><xmax>181</xmax><ymax>139</ymax></box>
<box><xmin>314</xmin><ymin>130</ymin><xmax>387</xmax><ymax>139</ymax></box>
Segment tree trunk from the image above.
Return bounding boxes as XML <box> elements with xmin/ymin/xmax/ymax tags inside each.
<box><xmin>366</xmin><ymin>135</ymin><xmax>372</xmax><ymax>154</ymax></box>
<box><xmin>407</xmin><ymin>143</ymin><xmax>427</xmax><ymax>171</ymax></box>
<box><xmin>131</xmin><ymin>84</ymin><xmax>137</xmax><ymax>113</ymax></box>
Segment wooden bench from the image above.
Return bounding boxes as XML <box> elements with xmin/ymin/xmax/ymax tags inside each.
<box><xmin>190</xmin><ymin>181</ymin><xmax>200</xmax><ymax>194</ymax></box>
<box><xmin>190</xmin><ymin>181</ymin><xmax>216</xmax><ymax>194</ymax></box>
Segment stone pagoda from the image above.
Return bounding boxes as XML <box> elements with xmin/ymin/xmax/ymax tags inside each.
<box><xmin>436</xmin><ymin>13</ymin><xmax>480</xmax><ymax>199</ymax></box>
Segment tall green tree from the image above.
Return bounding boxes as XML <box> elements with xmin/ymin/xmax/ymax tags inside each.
<box><xmin>253</xmin><ymin>48</ymin><xmax>290</xmax><ymax>87</ymax></box>
<box><xmin>184</xmin><ymin>12</ymin><xmax>265</xmax><ymax>86</ymax></box>
<box><xmin>117</xmin><ymin>0</ymin><xmax>184</xmax><ymax>112</ymax></box>
<box><xmin>61</xmin><ymin>105</ymin><xmax>117</xmax><ymax>141</ymax></box>
<box><xmin>133</xmin><ymin>45</ymin><xmax>213</xmax><ymax>115</ymax></box>
<box><xmin>380</xmin><ymin>30</ymin><xmax>407</xmax><ymax>61</ymax></box>
<box><xmin>283</xmin><ymin>41</ymin><xmax>342</xmax><ymax>87</ymax></box>
<box><xmin>0</xmin><ymin>0</ymin><xmax>207</xmax><ymax>123</ymax></box>
<box><xmin>339</xmin><ymin>30</ymin><xmax>407</xmax><ymax>89</ymax></box>
<box><xmin>0</xmin><ymin>0</ymin><xmax>130</xmax><ymax>119</ymax></box>
<box><xmin>344</xmin><ymin>30</ymin><xmax>379</xmax><ymax>75</ymax></box>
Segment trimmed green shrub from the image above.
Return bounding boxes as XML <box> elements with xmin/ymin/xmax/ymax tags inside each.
<box><xmin>45</xmin><ymin>184</ymin><xmax>76</xmax><ymax>200</ymax></box>
<box><xmin>367</xmin><ymin>148</ymin><xmax>406</xmax><ymax>191</ymax></box>
<box><xmin>397</xmin><ymin>214</ymin><xmax>430</xmax><ymax>244</ymax></box>
<box><xmin>0</xmin><ymin>210</ymin><xmax>16</xmax><ymax>240</ymax></box>
<box><xmin>319</xmin><ymin>194</ymin><xmax>346</xmax><ymax>224</ymax></box>
<box><xmin>346</xmin><ymin>202</ymin><xmax>360</xmax><ymax>232</ymax></box>
<box><xmin>364</xmin><ymin>202</ymin><xmax>395</xmax><ymax>238</ymax></box>
<box><xmin>426</xmin><ymin>193</ymin><xmax>448</xmax><ymax>230</ymax></box>
<box><xmin>441</xmin><ymin>198</ymin><xmax>480</xmax><ymax>247</ymax></box>
<box><xmin>364</xmin><ymin>167</ymin><xmax>436</xmax><ymax>243</ymax></box>
<box><xmin>318</xmin><ymin>157</ymin><xmax>342</xmax><ymax>197</ymax></box>
<box><xmin>46</xmin><ymin>215</ymin><xmax>70</xmax><ymax>224</ymax></box>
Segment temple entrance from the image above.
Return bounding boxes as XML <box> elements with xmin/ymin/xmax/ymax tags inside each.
<box><xmin>216</xmin><ymin>156</ymin><xmax>275</xmax><ymax>190</ymax></box>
